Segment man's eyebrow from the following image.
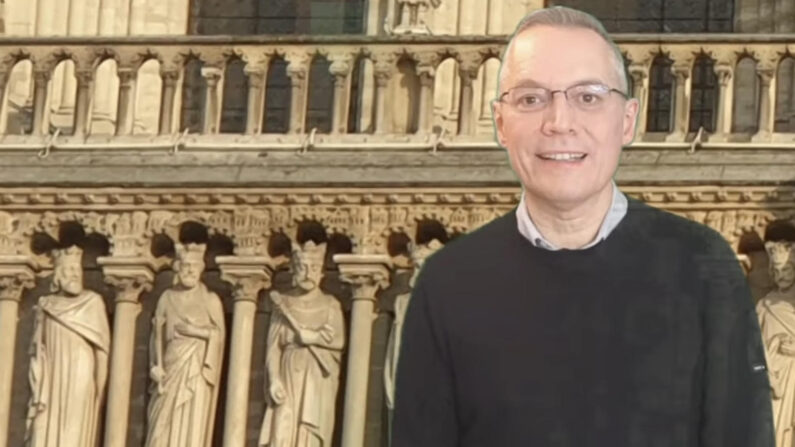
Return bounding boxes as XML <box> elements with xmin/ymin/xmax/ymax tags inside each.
<box><xmin>506</xmin><ymin>78</ymin><xmax>610</xmax><ymax>90</ymax></box>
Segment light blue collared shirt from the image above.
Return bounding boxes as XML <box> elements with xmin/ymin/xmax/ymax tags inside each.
<box><xmin>516</xmin><ymin>180</ymin><xmax>628</xmax><ymax>251</ymax></box>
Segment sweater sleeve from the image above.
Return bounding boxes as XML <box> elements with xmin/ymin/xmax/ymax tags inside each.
<box><xmin>698</xmin><ymin>235</ymin><xmax>775</xmax><ymax>447</ymax></box>
<box><xmin>391</xmin><ymin>278</ymin><xmax>459</xmax><ymax>447</ymax></box>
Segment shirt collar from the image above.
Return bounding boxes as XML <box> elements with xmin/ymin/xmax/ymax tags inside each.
<box><xmin>516</xmin><ymin>180</ymin><xmax>627</xmax><ymax>251</ymax></box>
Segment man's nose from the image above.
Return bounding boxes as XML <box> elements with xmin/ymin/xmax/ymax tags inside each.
<box><xmin>540</xmin><ymin>91</ymin><xmax>574</xmax><ymax>135</ymax></box>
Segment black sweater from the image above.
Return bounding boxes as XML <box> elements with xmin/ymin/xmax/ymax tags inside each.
<box><xmin>392</xmin><ymin>197</ymin><xmax>775</xmax><ymax>447</ymax></box>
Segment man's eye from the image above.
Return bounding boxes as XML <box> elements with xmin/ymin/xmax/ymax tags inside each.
<box><xmin>517</xmin><ymin>94</ymin><xmax>542</xmax><ymax>106</ymax></box>
<box><xmin>576</xmin><ymin>92</ymin><xmax>602</xmax><ymax>105</ymax></box>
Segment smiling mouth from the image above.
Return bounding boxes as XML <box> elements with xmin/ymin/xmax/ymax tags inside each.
<box><xmin>536</xmin><ymin>153</ymin><xmax>587</xmax><ymax>161</ymax></box>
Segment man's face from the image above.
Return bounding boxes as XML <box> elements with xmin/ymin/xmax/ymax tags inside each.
<box><xmin>766</xmin><ymin>242</ymin><xmax>795</xmax><ymax>291</ymax></box>
<box><xmin>57</xmin><ymin>262</ymin><xmax>83</xmax><ymax>296</ymax></box>
<box><xmin>176</xmin><ymin>258</ymin><xmax>204</xmax><ymax>288</ymax></box>
<box><xmin>292</xmin><ymin>254</ymin><xmax>323</xmax><ymax>291</ymax></box>
<box><xmin>493</xmin><ymin>26</ymin><xmax>639</xmax><ymax>208</ymax></box>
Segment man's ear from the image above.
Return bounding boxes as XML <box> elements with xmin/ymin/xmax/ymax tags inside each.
<box><xmin>621</xmin><ymin>97</ymin><xmax>640</xmax><ymax>146</ymax></box>
<box><xmin>492</xmin><ymin>100</ymin><xmax>508</xmax><ymax>148</ymax></box>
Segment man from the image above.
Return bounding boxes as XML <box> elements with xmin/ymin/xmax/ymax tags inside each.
<box><xmin>146</xmin><ymin>243</ymin><xmax>225</xmax><ymax>447</ymax></box>
<box><xmin>26</xmin><ymin>246</ymin><xmax>111</xmax><ymax>447</ymax></box>
<box><xmin>391</xmin><ymin>6</ymin><xmax>775</xmax><ymax>447</ymax></box>
<box><xmin>755</xmin><ymin>227</ymin><xmax>795</xmax><ymax>447</ymax></box>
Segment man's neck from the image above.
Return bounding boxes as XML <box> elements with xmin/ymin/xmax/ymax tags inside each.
<box><xmin>523</xmin><ymin>183</ymin><xmax>615</xmax><ymax>250</ymax></box>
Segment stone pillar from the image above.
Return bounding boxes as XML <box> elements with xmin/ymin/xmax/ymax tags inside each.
<box><xmin>31</xmin><ymin>69</ymin><xmax>49</xmax><ymax>135</ymax></box>
<box><xmin>0</xmin><ymin>261</ymin><xmax>35</xmax><ymax>447</ymax></box>
<box><xmin>329</xmin><ymin>55</ymin><xmax>352</xmax><ymax>134</ymax></box>
<box><xmin>244</xmin><ymin>66</ymin><xmax>267</xmax><ymax>135</ymax></box>
<box><xmin>711</xmin><ymin>63</ymin><xmax>734</xmax><ymax>141</ymax></box>
<box><xmin>373</xmin><ymin>58</ymin><xmax>393</xmax><ymax>134</ymax></box>
<box><xmin>0</xmin><ymin>73</ymin><xmax>9</xmax><ymax>134</ymax></box>
<box><xmin>666</xmin><ymin>63</ymin><xmax>691</xmax><ymax>141</ymax></box>
<box><xmin>216</xmin><ymin>257</ymin><xmax>275</xmax><ymax>447</ymax></box>
<box><xmin>752</xmin><ymin>65</ymin><xmax>776</xmax><ymax>142</ymax></box>
<box><xmin>72</xmin><ymin>69</ymin><xmax>93</xmax><ymax>136</ymax></box>
<box><xmin>35</xmin><ymin>0</ymin><xmax>57</xmax><ymax>35</ymax></box>
<box><xmin>92</xmin><ymin>0</ymin><xmax>118</xmax><ymax>127</ymax></box>
<box><xmin>335</xmin><ymin>254</ymin><xmax>391</xmax><ymax>447</ymax></box>
<box><xmin>158</xmin><ymin>69</ymin><xmax>179</xmax><ymax>135</ymax></box>
<box><xmin>128</xmin><ymin>0</ymin><xmax>147</xmax><ymax>35</ymax></box>
<box><xmin>628</xmin><ymin>63</ymin><xmax>649</xmax><ymax>140</ymax></box>
<box><xmin>285</xmin><ymin>54</ymin><xmax>308</xmax><ymax>134</ymax></box>
<box><xmin>201</xmin><ymin>66</ymin><xmax>223</xmax><ymax>134</ymax></box>
<box><xmin>458</xmin><ymin>57</ymin><xmax>480</xmax><ymax>135</ymax></box>
<box><xmin>416</xmin><ymin>61</ymin><xmax>435</xmax><ymax>133</ymax></box>
<box><xmin>98</xmin><ymin>257</ymin><xmax>155</xmax><ymax>447</ymax></box>
<box><xmin>115</xmin><ymin>68</ymin><xmax>136</xmax><ymax>135</ymax></box>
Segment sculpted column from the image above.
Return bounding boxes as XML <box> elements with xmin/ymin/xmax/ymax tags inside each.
<box><xmin>373</xmin><ymin>56</ymin><xmax>394</xmax><ymax>134</ymax></box>
<box><xmin>158</xmin><ymin>68</ymin><xmax>180</xmax><ymax>135</ymax></box>
<box><xmin>628</xmin><ymin>63</ymin><xmax>649</xmax><ymax>140</ymax></box>
<box><xmin>0</xmin><ymin>262</ymin><xmax>35</xmax><ymax>447</ymax></box>
<box><xmin>416</xmin><ymin>55</ymin><xmax>437</xmax><ymax>134</ymax></box>
<box><xmin>457</xmin><ymin>55</ymin><xmax>480</xmax><ymax>135</ymax></box>
<box><xmin>666</xmin><ymin>62</ymin><xmax>691</xmax><ymax>141</ymax></box>
<box><xmin>31</xmin><ymin>69</ymin><xmax>50</xmax><ymax>135</ymax></box>
<box><xmin>217</xmin><ymin>212</ymin><xmax>282</xmax><ymax>447</ymax></box>
<box><xmin>243</xmin><ymin>57</ymin><xmax>269</xmax><ymax>135</ymax></box>
<box><xmin>72</xmin><ymin>68</ymin><xmax>94</xmax><ymax>137</ymax></box>
<box><xmin>97</xmin><ymin>212</ymin><xmax>157</xmax><ymax>447</ymax></box>
<box><xmin>753</xmin><ymin>62</ymin><xmax>777</xmax><ymax>142</ymax></box>
<box><xmin>115</xmin><ymin>67</ymin><xmax>137</xmax><ymax>135</ymax></box>
<box><xmin>334</xmin><ymin>254</ymin><xmax>391</xmax><ymax>447</ymax></box>
<box><xmin>286</xmin><ymin>53</ymin><xmax>309</xmax><ymax>134</ymax></box>
<box><xmin>329</xmin><ymin>54</ymin><xmax>352</xmax><ymax>134</ymax></box>
<box><xmin>0</xmin><ymin>212</ymin><xmax>37</xmax><ymax>447</ymax></box>
<box><xmin>711</xmin><ymin>63</ymin><xmax>734</xmax><ymax>141</ymax></box>
<box><xmin>201</xmin><ymin>66</ymin><xmax>223</xmax><ymax>134</ymax></box>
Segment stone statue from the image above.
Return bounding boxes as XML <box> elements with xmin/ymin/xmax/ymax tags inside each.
<box><xmin>259</xmin><ymin>240</ymin><xmax>345</xmax><ymax>447</ymax></box>
<box><xmin>387</xmin><ymin>0</ymin><xmax>442</xmax><ymax>35</ymax></box>
<box><xmin>384</xmin><ymin>239</ymin><xmax>443</xmax><ymax>413</ymax></box>
<box><xmin>145</xmin><ymin>243</ymin><xmax>225</xmax><ymax>447</ymax></box>
<box><xmin>25</xmin><ymin>246</ymin><xmax>111</xmax><ymax>447</ymax></box>
<box><xmin>756</xmin><ymin>240</ymin><xmax>795</xmax><ymax>447</ymax></box>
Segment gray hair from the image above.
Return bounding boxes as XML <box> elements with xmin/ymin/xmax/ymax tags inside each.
<box><xmin>498</xmin><ymin>6</ymin><xmax>629</xmax><ymax>95</ymax></box>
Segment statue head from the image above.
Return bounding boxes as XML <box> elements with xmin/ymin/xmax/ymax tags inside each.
<box><xmin>765</xmin><ymin>241</ymin><xmax>795</xmax><ymax>292</ymax></box>
<box><xmin>408</xmin><ymin>239</ymin><xmax>443</xmax><ymax>287</ymax></box>
<box><xmin>291</xmin><ymin>240</ymin><xmax>326</xmax><ymax>291</ymax></box>
<box><xmin>51</xmin><ymin>246</ymin><xmax>83</xmax><ymax>296</ymax></box>
<box><xmin>173</xmin><ymin>243</ymin><xmax>206</xmax><ymax>289</ymax></box>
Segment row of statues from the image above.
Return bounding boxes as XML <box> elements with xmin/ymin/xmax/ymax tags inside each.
<box><xmin>22</xmin><ymin>238</ymin><xmax>443</xmax><ymax>447</ymax></box>
<box><xmin>757</xmin><ymin>239</ymin><xmax>795</xmax><ymax>447</ymax></box>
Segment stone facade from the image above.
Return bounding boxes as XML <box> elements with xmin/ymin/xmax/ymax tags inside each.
<box><xmin>0</xmin><ymin>1</ymin><xmax>794</xmax><ymax>447</ymax></box>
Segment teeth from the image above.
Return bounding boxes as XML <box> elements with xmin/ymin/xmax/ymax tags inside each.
<box><xmin>539</xmin><ymin>153</ymin><xmax>586</xmax><ymax>161</ymax></box>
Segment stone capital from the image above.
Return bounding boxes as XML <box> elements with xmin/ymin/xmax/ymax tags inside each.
<box><xmin>98</xmin><ymin>256</ymin><xmax>157</xmax><ymax>304</ymax></box>
<box><xmin>201</xmin><ymin>66</ymin><xmax>224</xmax><ymax>86</ymax></box>
<box><xmin>0</xmin><ymin>256</ymin><xmax>36</xmax><ymax>302</ymax></box>
<box><xmin>713</xmin><ymin>64</ymin><xmax>733</xmax><ymax>86</ymax></box>
<box><xmin>217</xmin><ymin>255</ymin><xmax>280</xmax><ymax>303</ymax></box>
<box><xmin>333</xmin><ymin>254</ymin><xmax>392</xmax><ymax>302</ymax></box>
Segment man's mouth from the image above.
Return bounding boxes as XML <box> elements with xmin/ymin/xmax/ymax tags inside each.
<box><xmin>536</xmin><ymin>153</ymin><xmax>587</xmax><ymax>161</ymax></box>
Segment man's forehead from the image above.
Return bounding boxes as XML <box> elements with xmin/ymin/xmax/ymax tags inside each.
<box><xmin>502</xmin><ymin>26</ymin><xmax>617</xmax><ymax>87</ymax></box>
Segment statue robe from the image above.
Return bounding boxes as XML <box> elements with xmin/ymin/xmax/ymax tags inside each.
<box><xmin>384</xmin><ymin>292</ymin><xmax>410</xmax><ymax>410</ymax></box>
<box><xmin>145</xmin><ymin>283</ymin><xmax>225</xmax><ymax>447</ymax></box>
<box><xmin>26</xmin><ymin>290</ymin><xmax>111</xmax><ymax>447</ymax></box>
<box><xmin>757</xmin><ymin>291</ymin><xmax>795</xmax><ymax>446</ymax></box>
<box><xmin>259</xmin><ymin>293</ymin><xmax>345</xmax><ymax>447</ymax></box>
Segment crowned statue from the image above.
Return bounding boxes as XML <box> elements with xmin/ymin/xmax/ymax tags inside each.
<box><xmin>756</xmin><ymin>239</ymin><xmax>795</xmax><ymax>447</ymax></box>
<box><xmin>26</xmin><ymin>246</ymin><xmax>111</xmax><ymax>447</ymax></box>
<box><xmin>145</xmin><ymin>243</ymin><xmax>226</xmax><ymax>447</ymax></box>
<box><xmin>259</xmin><ymin>240</ymin><xmax>345</xmax><ymax>447</ymax></box>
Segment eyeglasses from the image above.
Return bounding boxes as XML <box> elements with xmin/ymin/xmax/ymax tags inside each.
<box><xmin>497</xmin><ymin>83</ymin><xmax>628</xmax><ymax>113</ymax></box>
